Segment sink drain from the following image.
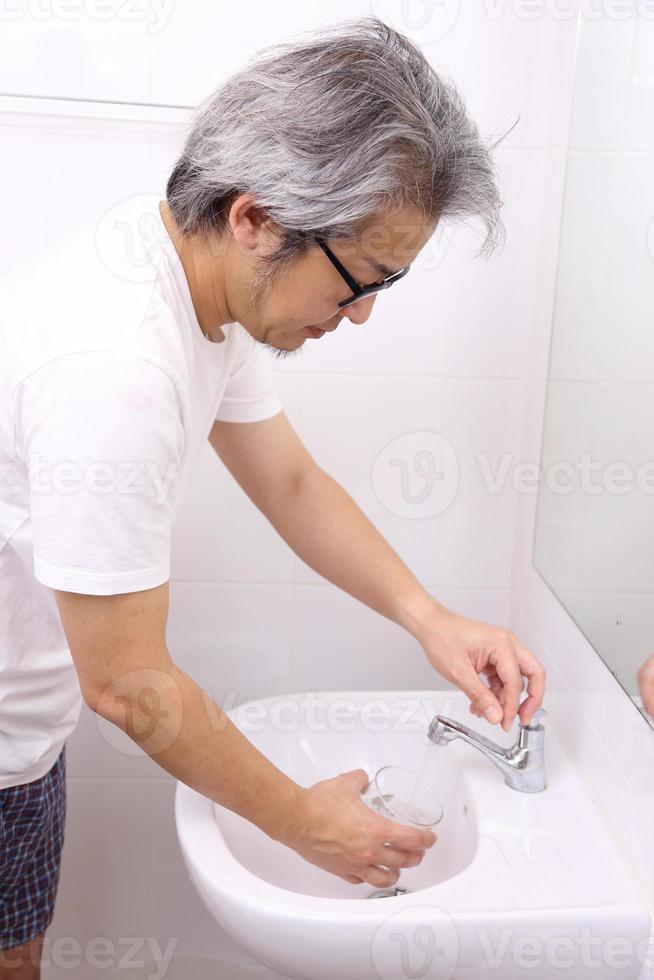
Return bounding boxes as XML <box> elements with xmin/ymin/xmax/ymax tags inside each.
<box><xmin>368</xmin><ymin>886</ymin><xmax>409</xmax><ymax>899</ymax></box>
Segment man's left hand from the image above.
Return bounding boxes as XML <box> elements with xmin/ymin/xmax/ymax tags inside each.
<box><xmin>415</xmin><ymin>605</ymin><xmax>546</xmax><ymax>732</ymax></box>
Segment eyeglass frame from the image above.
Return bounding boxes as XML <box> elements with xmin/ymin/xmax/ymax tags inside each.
<box><xmin>315</xmin><ymin>236</ymin><xmax>412</xmax><ymax>309</ymax></box>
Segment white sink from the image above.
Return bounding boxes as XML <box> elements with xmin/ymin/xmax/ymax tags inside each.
<box><xmin>175</xmin><ymin>690</ymin><xmax>651</xmax><ymax>980</ymax></box>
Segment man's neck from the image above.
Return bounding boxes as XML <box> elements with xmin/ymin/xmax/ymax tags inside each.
<box><xmin>158</xmin><ymin>200</ymin><xmax>231</xmax><ymax>339</ymax></box>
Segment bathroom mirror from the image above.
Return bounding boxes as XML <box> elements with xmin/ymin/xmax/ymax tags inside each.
<box><xmin>533</xmin><ymin>12</ymin><xmax>654</xmax><ymax>729</ymax></box>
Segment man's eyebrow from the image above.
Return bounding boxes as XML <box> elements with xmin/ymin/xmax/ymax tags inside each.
<box><xmin>366</xmin><ymin>256</ymin><xmax>400</xmax><ymax>278</ymax></box>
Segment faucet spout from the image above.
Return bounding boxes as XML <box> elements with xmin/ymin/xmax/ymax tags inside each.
<box><xmin>427</xmin><ymin>708</ymin><xmax>547</xmax><ymax>793</ymax></box>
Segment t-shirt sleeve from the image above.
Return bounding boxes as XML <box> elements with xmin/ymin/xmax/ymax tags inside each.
<box><xmin>215</xmin><ymin>328</ymin><xmax>283</xmax><ymax>423</ymax></box>
<box><xmin>14</xmin><ymin>351</ymin><xmax>186</xmax><ymax>596</ymax></box>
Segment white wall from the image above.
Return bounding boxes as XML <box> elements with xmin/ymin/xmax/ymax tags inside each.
<box><xmin>0</xmin><ymin>3</ymin><xmax>610</xmax><ymax>976</ymax></box>
<box><xmin>509</xmin><ymin>3</ymin><xmax>654</xmax><ymax>941</ymax></box>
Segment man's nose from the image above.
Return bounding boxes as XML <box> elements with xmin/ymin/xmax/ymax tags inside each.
<box><xmin>341</xmin><ymin>294</ymin><xmax>377</xmax><ymax>324</ymax></box>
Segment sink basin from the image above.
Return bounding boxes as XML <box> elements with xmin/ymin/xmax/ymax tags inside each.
<box><xmin>175</xmin><ymin>690</ymin><xmax>651</xmax><ymax>980</ymax></box>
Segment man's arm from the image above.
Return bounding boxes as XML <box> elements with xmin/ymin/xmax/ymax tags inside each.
<box><xmin>54</xmin><ymin>581</ymin><xmax>436</xmax><ymax>886</ymax></box>
<box><xmin>209</xmin><ymin>412</ymin><xmax>545</xmax><ymax>731</ymax></box>
<box><xmin>209</xmin><ymin>412</ymin><xmax>440</xmax><ymax>638</ymax></box>
<box><xmin>54</xmin><ymin>582</ymin><xmax>301</xmax><ymax>840</ymax></box>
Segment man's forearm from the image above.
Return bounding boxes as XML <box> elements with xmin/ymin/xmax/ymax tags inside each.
<box><xmin>269</xmin><ymin>464</ymin><xmax>445</xmax><ymax>639</ymax></box>
<box><xmin>94</xmin><ymin>662</ymin><xmax>302</xmax><ymax>844</ymax></box>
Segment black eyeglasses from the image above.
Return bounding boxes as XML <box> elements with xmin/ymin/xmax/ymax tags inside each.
<box><xmin>315</xmin><ymin>237</ymin><xmax>411</xmax><ymax>309</ymax></box>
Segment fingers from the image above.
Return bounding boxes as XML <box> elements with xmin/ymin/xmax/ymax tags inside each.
<box><xmin>343</xmin><ymin>852</ymin><xmax>423</xmax><ymax>888</ymax></box>
<box><xmin>351</xmin><ymin>843</ymin><xmax>428</xmax><ymax>887</ymax></box>
<box><xmin>515</xmin><ymin>644</ymin><xmax>546</xmax><ymax>726</ymax></box>
<box><xmin>469</xmin><ymin>673</ymin><xmax>502</xmax><ymax>718</ymax></box>
<box><xmin>487</xmin><ymin>672</ymin><xmax>503</xmax><ymax>699</ymax></box>
<box><xmin>356</xmin><ymin>817</ymin><xmax>435</xmax><ymax>879</ymax></box>
<box><xmin>382</xmin><ymin>822</ymin><xmax>437</xmax><ymax>852</ymax></box>
<box><xmin>466</xmin><ymin>679</ymin><xmax>503</xmax><ymax>724</ymax></box>
<box><xmin>362</xmin><ymin>865</ymin><xmax>402</xmax><ymax>889</ymax></box>
<box><xmin>638</xmin><ymin>655</ymin><xmax>654</xmax><ymax>715</ymax></box>
<box><xmin>467</xmin><ymin>635</ymin><xmax>545</xmax><ymax>729</ymax></box>
<box><xmin>493</xmin><ymin>647</ymin><xmax>524</xmax><ymax>731</ymax></box>
<box><xmin>371</xmin><ymin>845</ymin><xmax>425</xmax><ymax>870</ymax></box>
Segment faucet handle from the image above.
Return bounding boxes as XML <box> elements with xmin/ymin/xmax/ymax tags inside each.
<box><xmin>521</xmin><ymin>707</ymin><xmax>547</xmax><ymax>731</ymax></box>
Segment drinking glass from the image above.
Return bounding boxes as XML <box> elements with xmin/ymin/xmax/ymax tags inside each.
<box><xmin>360</xmin><ymin>764</ymin><xmax>444</xmax><ymax>828</ymax></box>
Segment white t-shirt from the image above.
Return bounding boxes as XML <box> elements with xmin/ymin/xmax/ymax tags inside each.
<box><xmin>0</xmin><ymin>197</ymin><xmax>282</xmax><ymax>788</ymax></box>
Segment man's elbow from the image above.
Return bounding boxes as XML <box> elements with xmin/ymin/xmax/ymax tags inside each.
<box><xmin>54</xmin><ymin>582</ymin><xmax>173</xmax><ymax>725</ymax></box>
<box><xmin>81</xmin><ymin>662</ymin><xmax>187</xmax><ymax>762</ymax></box>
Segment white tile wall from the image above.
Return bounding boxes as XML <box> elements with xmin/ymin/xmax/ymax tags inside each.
<box><xmin>291</xmin><ymin>373</ymin><xmax>448</xmax><ymax>585</ymax></box>
<box><xmin>568</xmin><ymin>10</ymin><xmax>638</xmax><ymax>150</ymax></box>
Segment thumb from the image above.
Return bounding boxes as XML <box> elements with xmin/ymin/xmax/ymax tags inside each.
<box><xmin>459</xmin><ymin>668</ymin><xmax>503</xmax><ymax>723</ymax></box>
<box><xmin>339</xmin><ymin>768</ymin><xmax>371</xmax><ymax>794</ymax></box>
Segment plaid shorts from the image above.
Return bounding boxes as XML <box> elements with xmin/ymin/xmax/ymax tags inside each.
<box><xmin>0</xmin><ymin>744</ymin><xmax>67</xmax><ymax>951</ymax></box>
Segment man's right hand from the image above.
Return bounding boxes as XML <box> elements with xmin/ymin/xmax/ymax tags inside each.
<box><xmin>282</xmin><ymin>769</ymin><xmax>437</xmax><ymax>888</ymax></box>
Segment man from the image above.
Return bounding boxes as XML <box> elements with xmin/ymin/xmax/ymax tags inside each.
<box><xmin>0</xmin><ymin>15</ymin><xmax>544</xmax><ymax>978</ymax></box>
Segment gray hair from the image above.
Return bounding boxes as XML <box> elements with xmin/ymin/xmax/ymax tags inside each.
<box><xmin>165</xmin><ymin>15</ymin><xmax>507</xmax><ymax>303</ymax></box>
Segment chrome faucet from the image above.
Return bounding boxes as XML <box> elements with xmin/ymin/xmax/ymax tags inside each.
<box><xmin>427</xmin><ymin>707</ymin><xmax>547</xmax><ymax>793</ymax></box>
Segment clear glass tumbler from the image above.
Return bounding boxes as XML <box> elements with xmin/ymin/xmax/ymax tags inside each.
<box><xmin>360</xmin><ymin>764</ymin><xmax>444</xmax><ymax>828</ymax></box>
